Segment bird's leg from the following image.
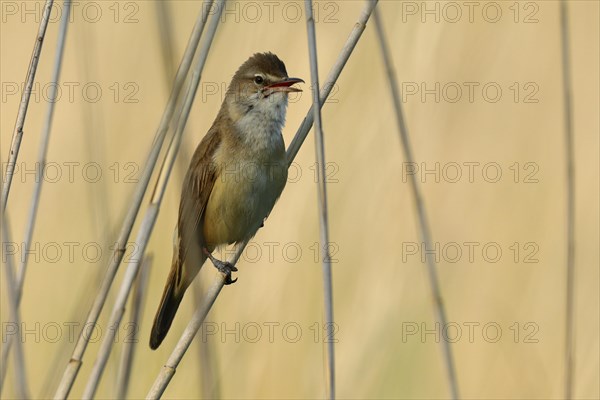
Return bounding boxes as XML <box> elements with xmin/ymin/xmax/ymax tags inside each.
<box><xmin>203</xmin><ymin>248</ymin><xmax>238</xmax><ymax>285</ymax></box>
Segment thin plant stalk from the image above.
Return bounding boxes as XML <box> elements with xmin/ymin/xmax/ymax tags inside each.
<box><xmin>372</xmin><ymin>6</ymin><xmax>459</xmax><ymax>399</ymax></box>
<box><xmin>115</xmin><ymin>255</ymin><xmax>153</xmax><ymax>400</ymax></box>
<box><xmin>286</xmin><ymin>0</ymin><xmax>378</xmax><ymax>165</ymax></box>
<box><xmin>146</xmin><ymin>246</ymin><xmax>246</xmax><ymax>400</ymax></box>
<box><xmin>0</xmin><ymin>0</ymin><xmax>71</xmax><ymax>390</ymax></box>
<box><xmin>155</xmin><ymin>0</ymin><xmax>194</xmax><ymax>187</ymax></box>
<box><xmin>0</xmin><ymin>216</ymin><xmax>28</xmax><ymax>399</ymax></box>
<box><xmin>192</xmin><ymin>281</ymin><xmax>221</xmax><ymax>398</ymax></box>
<box><xmin>155</xmin><ymin>0</ymin><xmax>194</xmax><ymax>190</ymax></box>
<box><xmin>304</xmin><ymin>1</ymin><xmax>335</xmax><ymax>398</ymax></box>
<box><xmin>53</xmin><ymin>2</ymin><xmax>215</xmax><ymax>398</ymax></box>
<box><xmin>155</xmin><ymin>0</ymin><xmax>177</xmax><ymax>85</ymax></box>
<box><xmin>1</xmin><ymin>0</ymin><xmax>54</xmax><ymax>212</ymax></box>
<box><xmin>146</xmin><ymin>3</ymin><xmax>378</xmax><ymax>398</ymax></box>
<box><xmin>81</xmin><ymin>5</ymin><xmax>223</xmax><ymax>398</ymax></box>
<box><xmin>559</xmin><ymin>1</ymin><xmax>576</xmax><ymax>399</ymax></box>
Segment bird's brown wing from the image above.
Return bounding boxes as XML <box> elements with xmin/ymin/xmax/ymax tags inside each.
<box><xmin>150</xmin><ymin>127</ymin><xmax>222</xmax><ymax>349</ymax></box>
<box><xmin>175</xmin><ymin>127</ymin><xmax>221</xmax><ymax>287</ymax></box>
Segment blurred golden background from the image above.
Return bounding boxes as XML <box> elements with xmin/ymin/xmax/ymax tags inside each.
<box><xmin>1</xmin><ymin>0</ymin><xmax>598</xmax><ymax>399</ymax></box>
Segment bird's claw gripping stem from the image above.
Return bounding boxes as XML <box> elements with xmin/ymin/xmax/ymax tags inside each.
<box><xmin>204</xmin><ymin>248</ymin><xmax>238</xmax><ymax>285</ymax></box>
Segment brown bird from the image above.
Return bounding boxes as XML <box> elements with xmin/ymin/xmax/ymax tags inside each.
<box><xmin>150</xmin><ymin>52</ymin><xmax>303</xmax><ymax>349</ymax></box>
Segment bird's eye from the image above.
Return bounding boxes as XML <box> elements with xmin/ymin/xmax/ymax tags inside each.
<box><xmin>254</xmin><ymin>75</ymin><xmax>264</xmax><ymax>85</ymax></box>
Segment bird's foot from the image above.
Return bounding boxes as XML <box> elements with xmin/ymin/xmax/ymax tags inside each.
<box><xmin>204</xmin><ymin>248</ymin><xmax>238</xmax><ymax>285</ymax></box>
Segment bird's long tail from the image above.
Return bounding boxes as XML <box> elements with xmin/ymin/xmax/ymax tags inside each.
<box><xmin>149</xmin><ymin>264</ymin><xmax>184</xmax><ymax>350</ymax></box>
<box><xmin>150</xmin><ymin>232</ymin><xmax>208</xmax><ymax>349</ymax></box>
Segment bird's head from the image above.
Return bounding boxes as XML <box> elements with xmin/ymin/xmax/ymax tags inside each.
<box><xmin>225</xmin><ymin>52</ymin><xmax>303</xmax><ymax>123</ymax></box>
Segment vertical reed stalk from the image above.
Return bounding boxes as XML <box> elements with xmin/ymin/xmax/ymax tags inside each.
<box><xmin>559</xmin><ymin>1</ymin><xmax>576</xmax><ymax>398</ymax></box>
<box><xmin>373</xmin><ymin>6</ymin><xmax>459</xmax><ymax>399</ymax></box>
<box><xmin>304</xmin><ymin>1</ymin><xmax>335</xmax><ymax>397</ymax></box>
<box><xmin>0</xmin><ymin>216</ymin><xmax>29</xmax><ymax>399</ymax></box>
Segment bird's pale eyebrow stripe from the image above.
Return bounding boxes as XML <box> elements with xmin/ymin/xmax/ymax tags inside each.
<box><xmin>265</xmin><ymin>73</ymin><xmax>283</xmax><ymax>82</ymax></box>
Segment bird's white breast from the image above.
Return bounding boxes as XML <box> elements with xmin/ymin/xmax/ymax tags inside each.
<box><xmin>203</xmin><ymin>93</ymin><xmax>289</xmax><ymax>246</ymax></box>
<box><xmin>235</xmin><ymin>91</ymin><xmax>288</xmax><ymax>151</ymax></box>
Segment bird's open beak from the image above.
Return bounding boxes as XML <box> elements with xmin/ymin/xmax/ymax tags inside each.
<box><xmin>265</xmin><ymin>77</ymin><xmax>304</xmax><ymax>93</ymax></box>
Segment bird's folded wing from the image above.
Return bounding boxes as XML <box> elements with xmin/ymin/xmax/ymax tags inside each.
<box><xmin>176</xmin><ymin>127</ymin><xmax>221</xmax><ymax>277</ymax></box>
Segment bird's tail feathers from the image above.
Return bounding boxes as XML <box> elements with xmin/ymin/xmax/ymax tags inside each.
<box><xmin>149</xmin><ymin>260</ymin><xmax>185</xmax><ymax>350</ymax></box>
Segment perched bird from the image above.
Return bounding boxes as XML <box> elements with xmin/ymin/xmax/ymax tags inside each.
<box><xmin>150</xmin><ymin>52</ymin><xmax>303</xmax><ymax>349</ymax></box>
